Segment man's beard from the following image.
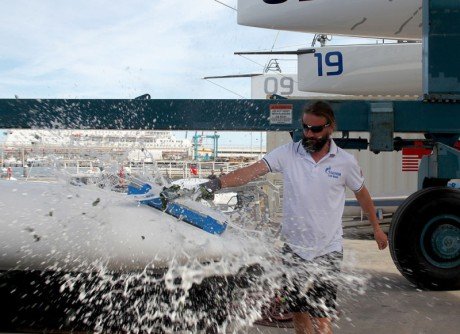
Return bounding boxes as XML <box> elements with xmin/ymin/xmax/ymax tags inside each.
<box><xmin>302</xmin><ymin>134</ymin><xmax>329</xmax><ymax>153</ymax></box>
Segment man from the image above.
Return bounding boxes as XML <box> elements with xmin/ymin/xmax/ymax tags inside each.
<box><xmin>193</xmin><ymin>101</ymin><xmax>388</xmax><ymax>333</ymax></box>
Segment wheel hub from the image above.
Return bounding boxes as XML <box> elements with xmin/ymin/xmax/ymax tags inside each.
<box><xmin>420</xmin><ymin>215</ymin><xmax>460</xmax><ymax>269</ymax></box>
<box><xmin>431</xmin><ymin>224</ymin><xmax>459</xmax><ymax>259</ymax></box>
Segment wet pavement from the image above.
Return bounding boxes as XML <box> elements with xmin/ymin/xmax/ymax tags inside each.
<box><xmin>247</xmin><ymin>238</ymin><xmax>460</xmax><ymax>334</ymax></box>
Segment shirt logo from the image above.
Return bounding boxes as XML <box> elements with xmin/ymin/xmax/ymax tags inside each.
<box><xmin>325</xmin><ymin>166</ymin><xmax>342</xmax><ymax>179</ymax></box>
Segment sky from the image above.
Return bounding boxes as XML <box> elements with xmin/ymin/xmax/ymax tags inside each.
<box><xmin>0</xmin><ymin>0</ymin><xmax>372</xmax><ymax>146</ymax></box>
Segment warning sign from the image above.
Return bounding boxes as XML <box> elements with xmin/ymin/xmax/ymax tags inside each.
<box><xmin>269</xmin><ymin>104</ymin><xmax>293</xmax><ymax>125</ymax></box>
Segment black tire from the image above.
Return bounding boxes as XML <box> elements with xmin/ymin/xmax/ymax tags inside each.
<box><xmin>389</xmin><ymin>187</ymin><xmax>460</xmax><ymax>290</ymax></box>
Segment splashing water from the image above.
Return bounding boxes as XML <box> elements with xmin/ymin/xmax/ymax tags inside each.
<box><xmin>0</xmin><ymin>149</ymin><xmax>368</xmax><ymax>333</ymax></box>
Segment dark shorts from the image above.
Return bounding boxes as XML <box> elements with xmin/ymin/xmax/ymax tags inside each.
<box><xmin>281</xmin><ymin>244</ymin><xmax>343</xmax><ymax>318</ymax></box>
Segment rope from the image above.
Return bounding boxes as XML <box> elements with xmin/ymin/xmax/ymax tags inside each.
<box><xmin>213</xmin><ymin>0</ymin><xmax>237</xmax><ymax>11</ymax></box>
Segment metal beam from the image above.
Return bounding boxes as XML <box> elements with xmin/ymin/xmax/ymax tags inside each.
<box><xmin>0</xmin><ymin>99</ymin><xmax>459</xmax><ymax>134</ymax></box>
<box><xmin>234</xmin><ymin>48</ymin><xmax>315</xmax><ymax>55</ymax></box>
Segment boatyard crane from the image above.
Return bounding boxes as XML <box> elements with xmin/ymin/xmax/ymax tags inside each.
<box><xmin>0</xmin><ymin>0</ymin><xmax>458</xmax><ymax>293</ymax></box>
<box><xmin>192</xmin><ymin>131</ymin><xmax>220</xmax><ymax>161</ymax></box>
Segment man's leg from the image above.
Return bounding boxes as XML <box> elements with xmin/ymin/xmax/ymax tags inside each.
<box><xmin>293</xmin><ymin>313</ymin><xmax>333</xmax><ymax>334</ymax></box>
<box><xmin>312</xmin><ymin>316</ymin><xmax>333</xmax><ymax>334</ymax></box>
<box><xmin>293</xmin><ymin>312</ymin><xmax>314</xmax><ymax>334</ymax></box>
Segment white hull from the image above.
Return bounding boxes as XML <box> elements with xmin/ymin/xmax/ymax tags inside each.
<box><xmin>251</xmin><ymin>44</ymin><xmax>422</xmax><ymax>96</ymax></box>
<box><xmin>298</xmin><ymin>43</ymin><xmax>421</xmax><ymax>96</ymax></box>
<box><xmin>238</xmin><ymin>0</ymin><xmax>422</xmax><ymax>41</ymax></box>
<box><xmin>0</xmin><ymin>182</ymin><xmax>256</xmax><ymax>273</ymax></box>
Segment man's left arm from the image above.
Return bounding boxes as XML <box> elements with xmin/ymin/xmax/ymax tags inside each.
<box><xmin>354</xmin><ymin>186</ymin><xmax>389</xmax><ymax>250</ymax></box>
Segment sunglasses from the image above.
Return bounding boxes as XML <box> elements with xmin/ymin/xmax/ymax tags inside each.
<box><xmin>302</xmin><ymin>123</ymin><xmax>330</xmax><ymax>133</ymax></box>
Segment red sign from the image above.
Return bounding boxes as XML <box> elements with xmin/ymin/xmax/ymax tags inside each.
<box><xmin>269</xmin><ymin>104</ymin><xmax>293</xmax><ymax>124</ymax></box>
<box><xmin>402</xmin><ymin>141</ymin><xmax>432</xmax><ymax>172</ymax></box>
<box><xmin>401</xmin><ymin>140</ymin><xmax>459</xmax><ymax>172</ymax></box>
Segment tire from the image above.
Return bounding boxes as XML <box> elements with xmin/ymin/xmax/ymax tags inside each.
<box><xmin>389</xmin><ymin>187</ymin><xmax>460</xmax><ymax>290</ymax></box>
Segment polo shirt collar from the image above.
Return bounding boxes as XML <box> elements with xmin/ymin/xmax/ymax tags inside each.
<box><xmin>329</xmin><ymin>139</ymin><xmax>338</xmax><ymax>156</ymax></box>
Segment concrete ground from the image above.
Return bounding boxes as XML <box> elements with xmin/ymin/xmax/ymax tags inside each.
<box><xmin>2</xmin><ymin>234</ymin><xmax>458</xmax><ymax>334</ymax></box>
<box><xmin>246</xmin><ymin>237</ymin><xmax>460</xmax><ymax>334</ymax></box>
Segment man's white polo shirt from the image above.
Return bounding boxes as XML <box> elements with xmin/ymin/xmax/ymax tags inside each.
<box><xmin>262</xmin><ymin>139</ymin><xmax>364</xmax><ymax>260</ymax></box>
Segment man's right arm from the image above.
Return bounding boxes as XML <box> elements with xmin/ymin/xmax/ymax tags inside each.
<box><xmin>220</xmin><ymin>160</ymin><xmax>270</xmax><ymax>189</ymax></box>
<box><xmin>194</xmin><ymin>143</ymin><xmax>287</xmax><ymax>199</ymax></box>
<box><xmin>195</xmin><ymin>160</ymin><xmax>270</xmax><ymax>200</ymax></box>
<box><xmin>160</xmin><ymin>160</ymin><xmax>271</xmax><ymax>202</ymax></box>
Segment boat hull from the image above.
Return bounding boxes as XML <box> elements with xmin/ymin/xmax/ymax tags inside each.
<box><xmin>0</xmin><ymin>181</ymin><xmax>252</xmax><ymax>273</ymax></box>
<box><xmin>298</xmin><ymin>43</ymin><xmax>421</xmax><ymax>96</ymax></box>
<box><xmin>237</xmin><ymin>0</ymin><xmax>422</xmax><ymax>40</ymax></box>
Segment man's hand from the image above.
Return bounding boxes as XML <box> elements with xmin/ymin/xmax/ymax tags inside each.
<box><xmin>158</xmin><ymin>184</ymin><xmax>184</xmax><ymax>209</ymax></box>
<box><xmin>373</xmin><ymin>226</ymin><xmax>388</xmax><ymax>250</ymax></box>
<box><xmin>194</xmin><ymin>178</ymin><xmax>222</xmax><ymax>201</ymax></box>
<box><xmin>160</xmin><ymin>184</ymin><xmax>182</xmax><ymax>201</ymax></box>
<box><xmin>196</xmin><ymin>185</ymin><xmax>215</xmax><ymax>201</ymax></box>
<box><xmin>159</xmin><ymin>178</ymin><xmax>222</xmax><ymax>205</ymax></box>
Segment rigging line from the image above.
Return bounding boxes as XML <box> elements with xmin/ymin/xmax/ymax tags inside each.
<box><xmin>270</xmin><ymin>31</ymin><xmax>281</xmax><ymax>52</ymax></box>
<box><xmin>276</xmin><ymin>40</ymin><xmax>315</xmax><ymax>49</ymax></box>
<box><xmin>280</xmin><ymin>73</ymin><xmax>299</xmax><ymax>84</ymax></box>
<box><xmin>237</xmin><ymin>54</ymin><xmax>266</xmax><ymax>69</ymax></box>
<box><xmin>237</xmin><ymin>55</ymin><xmax>299</xmax><ymax>85</ymax></box>
<box><xmin>213</xmin><ymin>0</ymin><xmax>237</xmax><ymax>11</ymax></box>
<box><xmin>267</xmin><ymin>31</ymin><xmax>281</xmax><ymax>70</ymax></box>
<box><xmin>204</xmin><ymin>79</ymin><xmax>247</xmax><ymax>99</ymax></box>
<box><xmin>250</xmin><ymin>43</ymin><xmax>312</xmax><ymax>52</ymax></box>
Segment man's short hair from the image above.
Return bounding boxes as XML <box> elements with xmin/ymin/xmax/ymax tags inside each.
<box><xmin>303</xmin><ymin>101</ymin><xmax>336</xmax><ymax>127</ymax></box>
